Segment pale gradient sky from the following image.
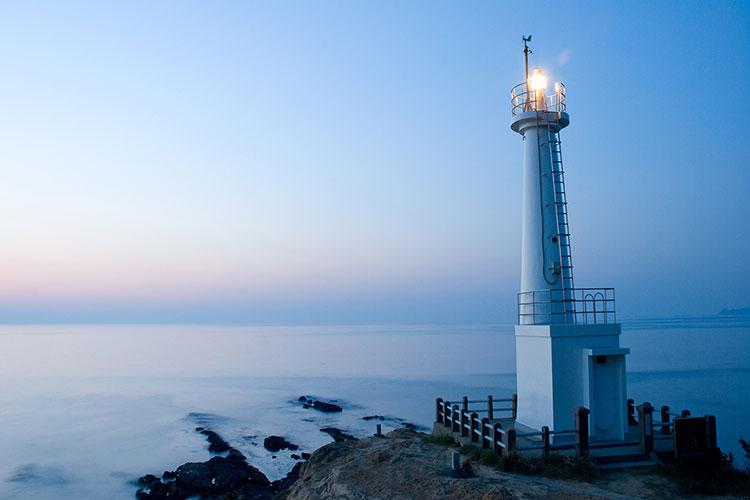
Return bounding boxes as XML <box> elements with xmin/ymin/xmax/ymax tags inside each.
<box><xmin>0</xmin><ymin>1</ymin><xmax>748</xmax><ymax>323</ymax></box>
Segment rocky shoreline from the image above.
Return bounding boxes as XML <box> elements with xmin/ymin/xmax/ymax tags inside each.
<box><xmin>134</xmin><ymin>396</ymin><xmax>394</xmax><ymax>499</ymax></box>
<box><xmin>136</xmin><ymin>396</ymin><xmax>746</xmax><ymax>499</ymax></box>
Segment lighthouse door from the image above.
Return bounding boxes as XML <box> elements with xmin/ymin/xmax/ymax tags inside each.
<box><xmin>592</xmin><ymin>356</ymin><xmax>620</xmax><ymax>440</ymax></box>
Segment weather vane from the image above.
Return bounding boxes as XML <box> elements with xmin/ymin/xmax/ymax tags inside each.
<box><xmin>522</xmin><ymin>35</ymin><xmax>532</xmax><ymax>87</ymax></box>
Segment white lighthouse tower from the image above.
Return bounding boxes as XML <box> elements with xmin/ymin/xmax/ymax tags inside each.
<box><xmin>511</xmin><ymin>38</ymin><xmax>629</xmax><ymax>442</ymax></box>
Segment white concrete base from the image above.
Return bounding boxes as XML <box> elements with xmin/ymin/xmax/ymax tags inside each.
<box><xmin>515</xmin><ymin>323</ymin><xmax>629</xmax><ymax>441</ymax></box>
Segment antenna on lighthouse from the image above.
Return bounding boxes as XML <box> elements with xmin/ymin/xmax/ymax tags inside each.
<box><xmin>522</xmin><ymin>35</ymin><xmax>532</xmax><ymax>88</ymax></box>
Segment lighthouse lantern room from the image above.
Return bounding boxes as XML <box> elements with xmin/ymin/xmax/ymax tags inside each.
<box><xmin>510</xmin><ymin>38</ymin><xmax>629</xmax><ymax>442</ymax></box>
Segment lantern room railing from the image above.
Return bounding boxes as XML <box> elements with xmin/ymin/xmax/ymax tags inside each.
<box><xmin>511</xmin><ymin>81</ymin><xmax>566</xmax><ymax>116</ymax></box>
<box><xmin>517</xmin><ymin>287</ymin><xmax>616</xmax><ymax>325</ymax></box>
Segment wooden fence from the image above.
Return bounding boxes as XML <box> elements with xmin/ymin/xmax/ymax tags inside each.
<box><xmin>436</xmin><ymin>395</ymin><xmax>716</xmax><ymax>460</ymax></box>
<box><xmin>436</xmin><ymin>395</ymin><xmax>591</xmax><ymax>459</ymax></box>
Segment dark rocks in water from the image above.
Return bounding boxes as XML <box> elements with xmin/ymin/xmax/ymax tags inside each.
<box><xmin>290</xmin><ymin>454</ymin><xmax>301</xmax><ymax>460</ymax></box>
<box><xmin>135</xmin><ymin>481</ymin><xmax>178</xmax><ymax>500</ymax></box>
<box><xmin>263</xmin><ymin>435</ymin><xmax>299</xmax><ymax>452</ymax></box>
<box><xmin>136</xmin><ymin>450</ymin><xmax>272</xmax><ymax>499</ymax></box>
<box><xmin>362</xmin><ymin>415</ymin><xmax>387</xmax><ymax>421</ymax></box>
<box><xmin>137</xmin><ymin>474</ymin><xmax>160</xmax><ymax>486</ymax></box>
<box><xmin>196</xmin><ymin>428</ymin><xmax>231</xmax><ymax>453</ymax></box>
<box><xmin>301</xmin><ymin>452</ymin><xmax>311</xmax><ymax>460</ymax></box>
<box><xmin>312</xmin><ymin>400</ymin><xmax>342</xmax><ymax>413</ymax></box>
<box><xmin>177</xmin><ymin>454</ymin><xmax>268</xmax><ymax>492</ymax></box>
<box><xmin>232</xmin><ymin>483</ymin><xmax>276</xmax><ymax>499</ymax></box>
<box><xmin>298</xmin><ymin>396</ymin><xmax>343</xmax><ymax>413</ymax></box>
<box><xmin>161</xmin><ymin>470</ymin><xmax>176</xmax><ymax>480</ymax></box>
<box><xmin>320</xmin><ymin>427</ymin><xmax>358</xmax><ymax>442</ymax></box>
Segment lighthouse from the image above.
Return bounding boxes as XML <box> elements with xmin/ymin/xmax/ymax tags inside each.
<box><xmin>511</xmin><ymin>38</ymin><xmax>630</xmax><ymax>441</ymax></box>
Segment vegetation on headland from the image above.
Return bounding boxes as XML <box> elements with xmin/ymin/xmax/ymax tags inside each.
<box><xmin>424</xmin><ymin>434</ymin><xmax>750</xmax><ymax>497</ymax></box>
<box><xmin>654</xmin><ymin>447</ymin><xmax>750</xmax><ymax>496</ymax></box>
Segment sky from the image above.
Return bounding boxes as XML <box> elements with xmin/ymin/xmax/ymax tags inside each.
<box><xmin>0</xmin><ymin>1</ymin><xmax>748</xmax><ymax>324</ymax></box>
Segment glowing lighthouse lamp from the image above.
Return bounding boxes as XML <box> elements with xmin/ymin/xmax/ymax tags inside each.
<box><xmin>510</xmin><ymin>38</ymin><xmax>629</xmax><ymax>441</ymax></box>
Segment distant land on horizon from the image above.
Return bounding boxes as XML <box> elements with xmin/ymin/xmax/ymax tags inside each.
<box><xmin>718</xmin><ymin>307</ymin><xmax>750</xmax><ymax>316</ymax></box>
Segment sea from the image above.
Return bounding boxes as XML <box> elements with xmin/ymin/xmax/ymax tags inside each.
<box><xmin>1</xmin><ymin>317</ymin><xmax>749</xmax><ymax>499</ymax></box>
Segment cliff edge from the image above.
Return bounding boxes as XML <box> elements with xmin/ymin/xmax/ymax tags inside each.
<box><xmin>279</xmin><ymin>429</ymin><xmax>658</xmax><ymax>500</ymax></box>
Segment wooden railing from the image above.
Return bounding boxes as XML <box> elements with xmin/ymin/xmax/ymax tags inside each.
<box><xmin>436</xmin><ymin>395</ymin><xmax>714</xmax><ymax>460</ymax></box>
<box><xmin>627</xmin><ymin>399</ymin><xmax>717</xmax><ymax>459</ymax></box>
<box><xmin>436</xmin><ymin>396</ymin><xmax>591</xmax><ymax>458</ymax></box>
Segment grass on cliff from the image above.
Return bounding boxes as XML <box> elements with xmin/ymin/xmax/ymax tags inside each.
<box><xmin>653</xmin><ymin>442</ymin><xmax>750</xmax><ymax>496</ymax></box>
<box><xmin>458</xmin><ymin>444</ymin><xmax>599</xmax><ymax>482</ymax></box>
<box><xmin>424</xmin><ymin>435</ymin><xmax>750</xmax><ymax>494</ymax></box>
<box><xmin>422</xmin><ymin>436</ymin><xmax>597</xmax><ymax>481</ymax></box>
<box><xmin>422</xmin><ymin>435</ymin><xmax>455</xmax><ymax>446</ymax></box>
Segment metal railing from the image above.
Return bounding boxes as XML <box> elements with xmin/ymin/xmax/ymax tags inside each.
<box><xmin>517</xmin><ymin>287</ymin><xmax>616</xmax><ymax>325</ymax></box>
<box><xmin>511</xmin><ymin>81</ymin><xmax>566</xmax><ymax>116</ymax></box>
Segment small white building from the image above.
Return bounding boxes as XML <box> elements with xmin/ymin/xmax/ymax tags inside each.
<box><xmin>510</xmin><ymin>53</ymin><xmax>629</xmax><ymax>442</ymax></box>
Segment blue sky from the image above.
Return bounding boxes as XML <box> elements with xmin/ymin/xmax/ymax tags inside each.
<box><xmin>0</xmin><ymin>1</ymin><xmax>747</xmax><ymax>323</ymax></box>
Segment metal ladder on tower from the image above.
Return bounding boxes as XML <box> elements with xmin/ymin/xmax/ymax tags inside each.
<box><xmin>544</xmin><ymin>123</ymin><xmax>575</xmax><ymax>311</ymax></box>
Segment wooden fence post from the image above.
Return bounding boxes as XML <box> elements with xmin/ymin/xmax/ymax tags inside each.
<box><xmin>681</xmin><ymin>409</ymin><xmax>691</xmax><ymax>417</ymax></box>
<box><xmin>575</xmin><ymin>407</ymin><xmax>590</xmax><ymax>459</ymax></box>
<box><xmin>443</xmin><ymin>401</ymin><xmax>451</xmax><ymax>428</ymax></box>
<box><xmin>470</xmin><ymin>412</ymin><xmax>479</xmax><ymax>444</ymax></box>
<box><xmin>638</xmin><ymin>403</ymin><xmax>654</xmax><ymax>453</ymax></box>
<box><xmin>511</xmin><ymin>394</ymin><xmax>518</xmax><ymax>420</ymax></box>
<box><xmin>436</xmin><ymin>398</ymin><xmax>443</xmax><ymax>423</ymax></box>
<box><xmin>481</xmin><ymin>417</ymin><xmax>490</xmax><ymax>449</ymax></box>
<box><xmin>462</xmin><ymin>396</ymin><xmax>469</xmax><ymax>413</ymax></box>
<box><xmin>493</xmin><ymin>423</ymin><xmax>503</xmax><ymax>454</ymax></box>
<box><xmin>452</xmin><ymin>405</ymin><xmax>460</xmax><ymax>433</ymax></box>
<box><xmin>541</xmin><ymin>426</ymin><xmax>550</xmax><ymax>458</ymax></box>
<box><xmin>487</xmin><ymin>395</ymin><xmax>493</xmax><ymax>421</ymax></box>
<box><xmin>451</xmin><ymin>451</ymin><xmax>460</xmax><ymax>473</ymax></box>
<box><xmin>461</xmin><ymin>409</ymin><xmax>468</xmax><ymax>438</ymax></box>
<box><xmin>506</xmin><ymin>428</ymin><xmax>517</xmax><ymax>454</ymax></box>
<box><xmin>660</xmin><ymin>405</ymin><xmax>670</xmax><ymax>435</ymax></box>
<box><xmin>627</xmin><ymin>398</ymin><xmax>637</xmax><ymax>426</ymax></box>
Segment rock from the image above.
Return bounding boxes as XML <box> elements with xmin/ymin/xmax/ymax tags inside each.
<box><xmin>263</xmin><ymin>435</ymin><xmax>299</xmax><ymax>452</ymax></box>
<box><xmin>290</xmin><ymin>454</ymin><xmax>301</xmax><ymax>460</ymax></box>
<box><xmin>301</xmin><ymin>452</ymin><xmax>311</xmax><ymax>460</ymax></box>
<box><xmin>227</xmin><ymin>448</ymin><xmax>246</xmax><ymax>461</ymax></box>
<box><xmin>197</xmin><ymin>428</ymin><xmax>232</xmax><ymax>453</ymax></box>
<box><xmin>137</xmin><ymin>452</ymin><xmax>271</xmax><ymax>499</ymax></box>
<box><xmin>175</xmin><ymin>456</ymin><xmax>270</xmax><ymax>493</ymax></box>
<box><xmin>362</xmin><ymin>415</ymin><xmax>387</xmax><ymax>421</ymax></box>
<box><xmin>162</xmin><ymin>470</ymin><xmax>176</xmax><ymax>480</ymax></box>
<box><xmin>311</xmin><ymin>400</ymin><xmax>342</xmax><ymax>413</ymax></box>
<box><xmin>298</xmin><ymin>396</ymin><xmax>343</xmax><ymax>413</ymax></box>
<box><xmin>174</xmin><ymin>462</ymin><xmax>213</xmax><ymax>492</ymax></box>
<box><xmin>233</xmin><ymin>483</ymin><xmax>274</xmax><ymax>499</ymax></box>
<box><xmin>137</xmin><ymin>474</ymin><xmax>160</xmax><ymax>486</ymax></box>
<box><xmin>320</xmin><ymin>427</ymin><xmax>358</xmax><ymax>442</ymax></box>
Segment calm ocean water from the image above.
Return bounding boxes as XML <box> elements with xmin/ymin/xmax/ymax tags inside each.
<box><xmin>1</xmin><ymin>318</ymin><xmax>748</xmax><ymax>499</ymax></box>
